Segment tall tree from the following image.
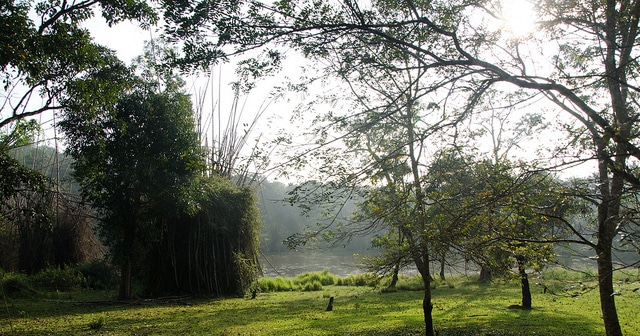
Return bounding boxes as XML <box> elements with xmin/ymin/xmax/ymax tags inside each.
<box><xmin>162</xmin><ymin>1</ymin><xmax>640</xmax><ymax>334</ymax></box>
<box><xmin>60</xmin><ymin>74</ymin><xmax>204</xmax><ymax>299</ymax></box>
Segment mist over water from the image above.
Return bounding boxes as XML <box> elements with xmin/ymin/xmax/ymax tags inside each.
<box><xmin>258</xmin><ymin>250</ymin><xmax>472</xmax><ymax>278</ymax></box>
<box><xmin>258</xmin><ymin>244</ymin><xmax>638</xmax><ymax>279</ymax></box>
<box><xmin>259</xmin><ymin>250</ymin><xmax>367</xmax><ymax>277</ymax></box>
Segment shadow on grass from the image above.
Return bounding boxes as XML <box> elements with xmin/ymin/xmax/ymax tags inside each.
<box><xmin>0</xmin><ymin>285</ymin><xmax>607</xmax><ymax>335</ymax></box>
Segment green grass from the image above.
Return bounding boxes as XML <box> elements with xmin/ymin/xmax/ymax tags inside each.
<box><xmin>1</xmin><ymin>273</ymin><xmax>639</xmax><ymax>335</ymax></box>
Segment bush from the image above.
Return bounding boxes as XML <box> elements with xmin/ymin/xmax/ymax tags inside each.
<box><xmin>1</xmin><ymin>272</ymin><xmax>38</xmax><ymax>298</ymax></box>
<box><xmin>76</xmin><ymin>259</ymin><xmax>118</xmax><ymax>290</ymax></box>
<box><xmin>31</xmin><ymin>266</ymin><xmax>86</xmax><ymax>290</ymax></box>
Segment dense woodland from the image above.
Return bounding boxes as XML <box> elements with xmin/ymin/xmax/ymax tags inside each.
<box><xmin>2</xmin><ymin>1</ymin><xmax>640</xmax><ymax>336</ymax></box>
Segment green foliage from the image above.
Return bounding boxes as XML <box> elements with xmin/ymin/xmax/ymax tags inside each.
<box><xmin>31</xmin><ymin>266</ymin><xmax>86</xmax><ymax>291</ymax></box>
<box><xmin>61</xmin><ymin>73</ymin><xmax>205</xmax><ymax>299</ymax></box>
<box><xmin>0</xmin><ymin>120</ymin><xmax>40</xmax><ymax>151</ymax></box>
<box><xmin>141</xmin><ymin>175</ymin><xmax>261</xmax><ymax>297</ymax></box>
<box><xmin>260</xmin><ymin>271</ymin><xmax>380</xmax><ymax>293</ymax></box>
<box><xmin>0</xmin><ymin>0</ymin><xmax>157</xmax><ymax>128</ymax></box>
<box><xmin>394</xmin><ymin>276</ymin><xmax>425</xmax><ymax>292</ymax></box>
<box><xmin>75</xmin><ymin>260</ymin><xmax>118</xmax><ymax>290</ymax></box>
<box><xmin>88</xmin><ymin>315</ymin><xmax>105</xmax><ymax>330</ymax></box>
<box><xmin>0</xmin><ymin>272</ymin><xmax>37</xmax><ymax>298</ymax></box>
<box><xmin>301</xmin><ymin>280</ymin><xmax>323</xmax><ymax>291</ymax></box>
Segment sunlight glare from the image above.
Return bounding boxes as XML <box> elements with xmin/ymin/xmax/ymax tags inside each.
<box><xmin>501</xmin><ymin>0</ymin><xmax>537</xmax><ymax>38</ymax></box>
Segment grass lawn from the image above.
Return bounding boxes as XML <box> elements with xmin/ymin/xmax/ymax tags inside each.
<box><xmin>1</xmin><ymin>276</ymin><xmax>639</xmax><ymax>335</ymax></box>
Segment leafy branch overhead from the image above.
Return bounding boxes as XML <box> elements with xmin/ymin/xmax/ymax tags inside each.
<box><xmin>158</xmin><ymin>1</ymin><xmax>640</xmax><ymax>336</ymax></box>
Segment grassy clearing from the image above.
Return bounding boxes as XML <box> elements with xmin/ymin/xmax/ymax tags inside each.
<box><xmin>1</xmin><ymin>271</ymin><xmax>639</xmax><ymax>335</ymax></box>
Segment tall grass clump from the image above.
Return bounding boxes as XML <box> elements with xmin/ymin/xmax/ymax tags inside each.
<box><xmin>302</xmin><ymin>280</ymin><xmax>323</xmax><ymax>291</ymax></box>
<box><xmin>258</xmin><ymin>276</ymin><xmax>296</xmax><ymax>292</ymax></box>
<box><xmin>335</xmin><ymin>273</ymin><xmax>379</xmax><ymax>287</ymax></box>
<box><xmin>259</xmin><ymin>271</ymin><xmax>383</xmax><ymax>292</ymax></box>
<box><xmin>394</xmin><ymin>275</ymin><xmax>424</xmax><ymax>291</ymax></box>
<box><xmin>294</xmin><ymin>269</ymin><xmax>337</xmax><ymax>286</ymax></box>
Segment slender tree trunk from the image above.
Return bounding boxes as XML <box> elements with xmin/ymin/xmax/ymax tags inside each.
<box><xmin>599</xmin><ymin>1</ymin><xmax>634</xmax><ymax>333</ymax></box>
<box><xmin>518</xmin><ymin>258</ymin><xmax>531</xmax><ymax>309</ymax></box>
<box><xmin>119</xmin><ymin>260</ymin><xmax>132</xmax><ymax>300</ymax></box>
<box><xmin>439</xmin><ymin>254</ymin><xmax>446</xmax><ymax>281</ymax></box>
<box><xmin>404</xmin><ymin>69</ymin><xmax>434</xmax><ymax>336</ymax></box>
<box><xmin>390</xmin><ymin>262</ymin><xmax>400</xmax><ymax>288</ymax></box>
<box><xmin>597</xmin><ymin>239</ymin><xmax>622</xmax><ymax>336</ymax></box>
<box><xmin>593</xmin><ymin>150</ymin><xmax>623</xmax><ymax>336</ymax></box>
<box><xmin>417</xmin><ymin>252</ymin><xmax>434</xmax><ymax>336</ymax></box>
<box><xmin>118</xmin><ymin>212</ymin><xmax>136</xmax><ymax>300</ymax></box>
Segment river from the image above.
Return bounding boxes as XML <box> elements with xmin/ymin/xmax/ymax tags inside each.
<box><xmin>258</xmin><ymin>250</ymin><xmax>369</xmax><ymax>277</ymax></box>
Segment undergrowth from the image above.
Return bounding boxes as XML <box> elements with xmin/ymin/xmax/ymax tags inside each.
<box><xmin>258</xmin><ymin>269</ymin><xmax>379</xmax><ymax>292</ymax></box>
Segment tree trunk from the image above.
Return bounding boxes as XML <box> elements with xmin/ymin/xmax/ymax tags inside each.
<box><xmin>479</xmin><ymin>266</ymin><xmax>492</xmax><ymax>283</ymax></box>
<box><xmin>118</xmin><ymin>215</ymin><xmax>136</xmax><ymax>300</ymax></box>
<box><xmin>422</xmin><ymin>285</ymin><xmax>434</xmax><ymax>336</ymax></box>
<box><xmin>390</xmin><ymin>262</ymin><xmax>400</xmax><ymax>288</ymax></box>
<box><xmin>419</xmin><ymin>254</ymin><xmax>434</xmax><ymax>336</ymax></box>
<box><xmin>597</xmin><ymin>243</ymin><xmax>623</xmax><ymax>336</ymax></box>
<box><xmin>119</xmin><ymin>260</ymin><xmax>132</xmax><ymax>300</ymax></box>
<box><xmin>439</xmin><ymin>254</ymin><xmax>446</xmax><ymax>281</ymax></box>
<box><xmin>518</xmin><ymin>258</ymin><xmax>531</xmax><ymax>309</ymax></box>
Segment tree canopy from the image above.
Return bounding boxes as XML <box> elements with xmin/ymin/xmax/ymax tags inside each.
<box><xmin>0</xmin><ymin>0</ymin><xmax>156</xmax><ymax>130</ymax></box>
<box><xmin>157</xmin><ymin>1</ymin><xmax>640</xmax><ymax>335</ymax></box>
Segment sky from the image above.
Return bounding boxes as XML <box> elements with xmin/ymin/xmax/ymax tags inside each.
<box><xmin>84</xmin><ymin>18</ymin><xmax>150</xmax><ymax>65</ymax></box>
<box><xmin>78</xmin><ymin>1</ymin><xmax>596</xmax><ymax>182</ymax></box>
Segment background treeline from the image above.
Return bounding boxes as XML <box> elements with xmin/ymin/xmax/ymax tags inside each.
<box><xmin>258</xmin><ymin>180</ymin><xmax>374</xmax><ymax>253</ymax></box>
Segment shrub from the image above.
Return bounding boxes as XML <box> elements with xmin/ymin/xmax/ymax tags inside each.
<box><xmin>31</xmin><ymin>266</ymin><xmax>86</xmax><ymax>290</ymax></box>
<box><xmin>76</xmin><ymin>259</ymin><xmax>118</xmax><ymax>290</ymax></box>
<box><xmin>1</xmin><ymin>272</ymin><xmax>37</xmax><ymax>298</ymax></box>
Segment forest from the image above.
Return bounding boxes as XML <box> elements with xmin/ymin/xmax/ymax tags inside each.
<box><xmin>2</xmin><ymin>1</ymin><xmax>640</xmax><ymax>336</ymax></box>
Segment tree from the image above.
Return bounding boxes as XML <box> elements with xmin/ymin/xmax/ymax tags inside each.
<box><xmin>425</xmin><ymin>153</ymin><xmax>569</xmax><ymax>309</ymax></box>
<box><xmin>60</xmin><ymin>74</ymin><xmax>204</xmax><ymax>299</ymax></box>
<box><xmin>143</xmin><ymin>175</ymin><xmax>262</xmax><ymax>296</ymax></box>
<box><xmin>1</xmin><ymin>0</ymin><xmax>157</xmax><ymax>276</ymax></box>
<box><xmin>162</xmin><ymin>1</ymin><xmax>640</xmax><ymax>334</ymax></box>
<box><xmin>0</xmin><ymin>0</ymin><xmax>156</xmax><ymax>130</ymax></box>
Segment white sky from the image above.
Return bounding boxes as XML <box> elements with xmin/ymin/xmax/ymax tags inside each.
<box><xmin>79</xmin><ymin>3</ymin><xmax>596</xmax><ymax>181</ymax></box>
<box><xmin>83</xmin><ymin>18</ymin><xmax>150</xmax><ymax>64</ymax></box>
